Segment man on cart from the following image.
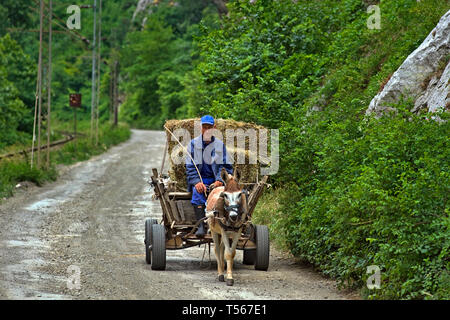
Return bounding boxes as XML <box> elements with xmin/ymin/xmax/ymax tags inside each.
<box><xmin>186</xmin><ymin>115</ymin><xmax>233</xmax><ymax>237</ymax></box>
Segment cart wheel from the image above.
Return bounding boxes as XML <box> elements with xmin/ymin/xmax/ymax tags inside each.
<box><xmin>243</xmin><ymin>249</ymin><xmax>256</xmax><ymax>265</ymax></box>
<box><xmin>243</xmin><ymin>224</ymin><xmax>256</xmax><ymax>265</ymax></box>
<box><xmin>254</xmin><ymin>225</ymin><xmax>269</xmax><ymax>271</ymax></box>
<box><xmin>145</xmin><ymin>218</ymin><xmax>158</xmax><ymax>264</ymax></box>
<box><xmin>151</xmin><ymin>224</ymin><xmax>166</xmax><ymax>270</ymax></box>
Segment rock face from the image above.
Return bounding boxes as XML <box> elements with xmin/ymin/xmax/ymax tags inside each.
<box><xmin>366</xmin><ymin>10</ymin><xmax>450</xmax><ymax>116</ymax></box>
<box><xmin>413</xmin><ymin>60</ymin><xmax>450</xmax><ymax>113</ymax></box>
<box><xmin>132</xmin><ymin>0</ymin><xmax>153</xmax><ymax>23</ymax></box>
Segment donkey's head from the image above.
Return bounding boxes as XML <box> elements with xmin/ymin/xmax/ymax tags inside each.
<box><xmin>220</xmin><ymin>167</ymin><xmax>247</xmax><ymax>225</ymax></box>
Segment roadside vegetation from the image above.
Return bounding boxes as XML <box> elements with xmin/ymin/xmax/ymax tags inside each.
<box><xmin>120</xmin><ymin>0</ymin><xmax>220</xmax><ymax>128</ymax></box>
<box><xmin>0</xmin><ymin>120</ymin><xmax>130</xmax><ymax>200</ymax></box>
<box><xmin>1</xmin><ymin>0</ymin><xmax>448</xmax><ymax>299</ymax></box>
<box><xmin>183</xmin><ymin>0</ymin><xmax>448</xmax><ymax>299</ymax></box>
<box><xmin>0</xmin><ymin>1</ymin><xmax>132</xmax><ymax>200</ymax></box>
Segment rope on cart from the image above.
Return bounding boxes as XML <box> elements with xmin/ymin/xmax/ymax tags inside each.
<box><xmin>200</xmin><ymin>242</ymin><xmax>212</xmax><ymax>269</ymax></box>
<box><xmin>163</xmin><ymin>125</ymin><xmax>208</xmax><ymax>198</ymax></box>
<box><xmin>159</xmin><ymin>138</ymin><xmax>168</xmax><ymax>177</ymax></box>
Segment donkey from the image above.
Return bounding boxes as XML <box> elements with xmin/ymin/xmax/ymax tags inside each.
<box><xmin>205</xmin><ymin>167</ymin><xmax>248</xmax><ymax>286</ymax></box>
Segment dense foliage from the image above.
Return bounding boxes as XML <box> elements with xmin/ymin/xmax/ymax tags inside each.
<box><xmin>0</xmin><ymin>33</ymin><xmax>35</xmax><ymax>149</ymax></box>
<box><xmin>1</xmin><ymin>0</ymin><xmax>448</xmax><ymax>299</ymax></box>
<box><xmin>120</xmin><ymin>0</ymin><xmax>219</xmax><ymax>128</ymax></box>
<box><xmin>280</xmin><ymin>107</ymin><xmax>449</xmax><ymax>299</ymax></box>
<box><xmin>0</xmin><ymin>1</ymin><xmax>133</xmax><ymax>199</ymax></box>
<box><xmin>0</xmin><ymin>0</ymin><xmax>136</xmax><ymax>150</ymax></box>
<box><xmin>187</xmin><ymin>0</ymin><xmax>449</xmax><ymax>299</ymax></box>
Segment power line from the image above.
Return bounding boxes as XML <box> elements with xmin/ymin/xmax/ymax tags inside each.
<box><xmin>29</xmin><ymin>0</ymin><xmax>90</xmax><ymax>46</ymax></box>
<box><xmin>7</xmin><ymin>28</ymin><xmax>69</xmax><ymax>34</ymax></box>
<box><xmin>29</xmin><ymin>0</ymin><xmax>104</xmax><ymax>161</ymax></box>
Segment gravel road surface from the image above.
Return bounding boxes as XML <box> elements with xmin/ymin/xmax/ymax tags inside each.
<box><xmin>0</xmin><ymin>130</ymin><xmax>359</xmax><ymax>300</ymax></box>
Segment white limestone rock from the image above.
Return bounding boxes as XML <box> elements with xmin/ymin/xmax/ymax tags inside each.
<box><xmin>132</xmin><ymin>0</ymin><xmax>153</xmax><ymax>23</ymax></box>
<box><xmin>413</xmin><ymin>60</ymin><xmax>450</xmax><ymax>113</ymax></box>
<box><xmin>366</xmin><ymin>10</ymin><xmax>450</xmax><ymax>116</ymax></box>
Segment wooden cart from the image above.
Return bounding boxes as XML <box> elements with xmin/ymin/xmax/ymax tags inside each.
<box><xmin>145</xmin><ymin>167</ymin><xmax>270</xmax><ymax>271</ymax></box>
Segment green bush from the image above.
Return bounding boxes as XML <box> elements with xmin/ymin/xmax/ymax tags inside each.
<box><xmin>280</xmin><ymin>107</ymin><xmax>449</xmax><ymax>299</ymax></box>
<box><xmin>191</xmin><ymin>0</ymin><xmax>450</xmax><ymax>299</ymax></box>
<box><xmin>0</xmin><ymin>33</ymin><xmax>35</xmax><ymax>148</ymax></box>
<box><xmin>120</xmin><ymin>1</ymin><xmax>219</xmax><ymax>129</ymax></box>
<box><xmin>0</xmin><ymin>160</ymin><xmax>58</xmax><ymax>198</ymax></box>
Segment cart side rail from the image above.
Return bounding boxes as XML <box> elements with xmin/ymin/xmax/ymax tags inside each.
<box><xmin>246</xmin><ymin>175</ymin><xmax>268</xmax><ymax>218</ymax></box>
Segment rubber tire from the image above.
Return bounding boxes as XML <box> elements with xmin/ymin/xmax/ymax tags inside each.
<box><xmin>243</xmin><ymin>249</ymin><xmax>256</xmax><ymax>265</ymax></box>
<box><xmin>151</xmin><ymin>224</ymin><xmax>166</xmax><ymax>270</ymax></box>
<box><xmin>145</xmin><ymin>219</ymin><xmax>158</xmax><ymax>264</ymax></box>
<box><xmin>254</xmin><ymin>225</ymin><xmax>269</xmax><ymax>271</ymax></box>
<box><xmin>242</xmin><ymin>224</ymin><xmax>256</xmax><ymax>265</ymax></box>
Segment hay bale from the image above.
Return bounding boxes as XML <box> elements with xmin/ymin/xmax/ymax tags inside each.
<box><xmin>164</xmin><ymin>118</ymin><xmax>269</xmax><ymax>191</ymax></box>
<box><xmin>165</xmin><ymin>118</ymin><xmax>265</xmax><ymax>154</ymax></box>
<box><xmin>168</xmin><ymin>147</ymin><xmax>261</xmax><ymax>191</ymax></box>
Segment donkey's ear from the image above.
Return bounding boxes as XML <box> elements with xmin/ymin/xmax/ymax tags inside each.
<box><xmin>220</xmin><ymin>167</ymin><xmax>229</xmax><ymax>184</ymax></box>
<box><xmin>234</xmin><ymin>167</ymin><xmax>241</xmax><ymax>182</ymax></box>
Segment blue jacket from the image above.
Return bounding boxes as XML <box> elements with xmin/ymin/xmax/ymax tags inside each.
<box><xmin>186</xmin><ymin>135</ymin><xmax>233</xmax><ymax>192</ymax></box>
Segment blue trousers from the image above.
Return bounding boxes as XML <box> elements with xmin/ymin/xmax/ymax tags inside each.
<box><xmin>191</xmin><ymin>177</ymin><xmax>215</xmax><ymax>206</ymax></box>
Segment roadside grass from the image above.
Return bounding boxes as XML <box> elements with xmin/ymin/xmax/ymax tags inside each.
<box><xmin>53</xmin><ymin>121</ymin><xmax>131</xmax><ymax>164</ymax></box>
<box><xmin>0</xmin><ymin>160</ymin><xmax>58</xmax><ymax>198</ymax></box>
<box><xmin>252</xmin><ymin>187</ymin><xmax>290</xmax><ymax>252</ymax></box>
<box><xmin>0</xmin><ymin>121</ymin><xmax>131</xmax><ymax>201</ymax></box>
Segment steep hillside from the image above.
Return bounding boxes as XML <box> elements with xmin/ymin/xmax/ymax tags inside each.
<box><xmin>191</xmin><ymin>0</ymin><xmax>449</xmax><ymax>299</ymax></box>
<box><xmin>367</xmin><ymin>10</ymin><xmax>450</xmax><ymax>115</ymax></box>
<box><xmin>1</xmin><ymin>0</ymin><xmax>448</xmax><ymax>300</ymax></box>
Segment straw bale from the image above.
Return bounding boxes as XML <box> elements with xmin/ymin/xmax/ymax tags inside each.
<box><xmin>164</xmin><ymin>118</ymin><xmax>270</xmax><ymax>191</ymax></box>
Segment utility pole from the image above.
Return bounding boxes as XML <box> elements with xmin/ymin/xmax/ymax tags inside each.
<box><xmin>31</xmin><ymin>75</ymin><xmax>39</xmax><ymax>169</ymax></box>
<box><xmin>109</xmin><ymin>65</ymin><xmax>113</xmax><ymax>123</ymax></box>
<box><xmin>46</xmin><ymin>0</ymin><xmax>52</xmax><ymax>168</ymax></box>
<box><xmin>90</xmin><ymin>0</ymin><xmax>97</xmax><ymax>140</ymax></box>
<box><xmin>37</xmin><ymin>0</ymin><xmax>44</xmax><ymax>168</ymax></box>
<box><xmin>113</xmin><ymin>60</ymin><xmax>118</xmax><ymax>127</ymax></box>
<box><xmin>95</xmin><ymin>0</ymin><xmax>102</xmax><ymax>145</ymax></box>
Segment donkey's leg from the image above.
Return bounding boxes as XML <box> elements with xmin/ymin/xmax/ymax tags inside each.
<box><xmin>219</xmin><ymin>239</ymin><xmax>226</xmax><ymax>281</ymax></box>
<box><xmin>227</xmin><ymin>230</ymin><xmax>242</xmax><ymax>286</ymax></box>
<box><xmin>212</xmin><ymin>232</ymin><xmax>224</xmax><ymax>281</ymax></box>
<box><xmin>221</xmin><ymin>230</ymin><xmax>240</xmax><ymax>286</ymax></box>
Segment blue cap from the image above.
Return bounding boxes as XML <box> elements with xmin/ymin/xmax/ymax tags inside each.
<box><xmin>201</xmin><ymin>115</ymin><xmax>215</xmax><ymax>126</ymax></box>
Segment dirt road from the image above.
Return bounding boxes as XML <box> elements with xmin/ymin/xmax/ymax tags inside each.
<box><xmin>0</xmin><ymin>130</ymin><xmax>358</xmax><ymax>300</ymax></box>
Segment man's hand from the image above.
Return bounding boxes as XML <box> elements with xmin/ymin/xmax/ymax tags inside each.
<box><xmin>211</xmin><ymin>181</ymin><xmax>223</xmax><ymax>188</ymax></box>
<box><xmin>195</xmin><ymin>182</ymin><xmax>206</xmax><ymax>193</ymax></box>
